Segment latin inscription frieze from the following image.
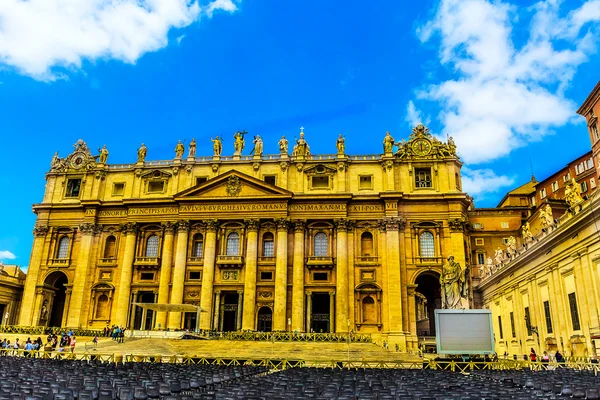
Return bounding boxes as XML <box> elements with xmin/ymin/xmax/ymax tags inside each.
<box><xmin>289</xmin><ymin>204</ymin><xmax>346</xmax><ymax>212</ymax></box>
<box><xmin>129</xmin><ymin>207</ymin><xmax>179</xmax><ymax>215</ymax></box>
<box><xmin>348</xmin><ymin>205</ymin><xmax>384</xmax><ymax>212</ymax></box>
<box><xmin>181</xmin><ymin>203</ymin><xmax>287</xmax><ymax>212</ymax></box>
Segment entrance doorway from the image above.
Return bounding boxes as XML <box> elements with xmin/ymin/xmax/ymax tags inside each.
<box><xmin>133</xmin><ymin>292</ymin><xmax>155</xmax><ymax>330</ymax></box>
<box><xmin>221</xmin><ymin>293</ymin><xmax>239</xmax><ymax>332</ymax></box>
<box><xmin>311</xmin><ymin>293</ymin><xmax>331</xmax><ymax>333</ymax></box>
<box><xmin>45</xmin><ymin>271</ymin><xmax>68</xmax><ymax>327</ymax></box>
<box><xmin>183</xmin><ymin>312</ymin><xmax>197</xmax><ymax>330</ymax></box>
<box><xmin>0</xmin><ymin>304</ymin><xmax>5</xmax><ymax>325</ymax></box>
<box><xmin>257</xmin><ymin>307</ymin><xmax>272</xmax><ymax>332</ymax></box>
<box><xmin>415</xmin><ymin>272</ymin><xmax>441</xmax><ymax>337</ymax></box>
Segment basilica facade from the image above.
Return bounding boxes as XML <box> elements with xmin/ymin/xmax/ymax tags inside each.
<box><xmin>19</xmin><ymin>124</ymin><xmax>469</xmax><ymax>348</ymax></box>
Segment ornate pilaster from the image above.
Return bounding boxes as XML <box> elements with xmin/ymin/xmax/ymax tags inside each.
<box><xmin>200</xmin><ymin>219</ymin><xmax>219</xmax><ymax>329</ymax></box>
<box><xmin>115</xmin><ymin>223</ymin><xmax>138</xmax><ymax>326</ymax></box>
<box><xmin>292</xmin><ymin>220</ymin><xmax>306</xmax><ymax>331</ymax></box>
<box><xmin>19</xmin><ymin>225</ymin><xmax>49</xmax><ymax>325</ymax></box>
<box><xmin>242</xmin><ymin>219</ymin><xmax>260</xmax><ymax>330</ymax></box>
<box><xmin>156</xmin><ymin>221</ymin><xmax>176</xmax><ymax>329</ymax></box>
<box><xmin>274</xmin><ymin>218</ymin><xmax>290</xmax><ymax>330</ymax></box>
<box><xmin>334</xmin><ymin>219</ymin><xmax>350</xmax><ymax>332</ymax></box>
<box><xmin>168</xmin><ymin>220</ymin><xmax>191</xmax><ymax>329</ymax></box>
<box><xmin>379</xmin><ymin>217</ymin><xmax>405</xmax><ymax>232</ymax></box>
<box><xmin>33</xmin><ymin>225</ymin><xmax>49</xmax><ymax>237</ymax></box>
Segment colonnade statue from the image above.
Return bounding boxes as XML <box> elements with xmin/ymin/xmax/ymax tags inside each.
<box><xmin>440</xmin><ymin>255</ymin><xmax>468</xmax><ymax>309</ymax></box>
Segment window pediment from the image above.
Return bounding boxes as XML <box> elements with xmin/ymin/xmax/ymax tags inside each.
<box><xmin>304</xmin><ymin>164</ymin><xmax>337</xmax><ymax>177</ymax></box>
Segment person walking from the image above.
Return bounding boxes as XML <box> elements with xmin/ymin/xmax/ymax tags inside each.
<box><xmin>70</xmin><ymin>336</ymin><xmax>76</xmax><ymax>353</ymax></box>
<box><xmin>529</xmin><ymin>348</ymin><xmax>537</xmax><ymax>362</ymax></box>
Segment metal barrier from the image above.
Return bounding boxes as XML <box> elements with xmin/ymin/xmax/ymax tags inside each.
<box><xmin>0</xmin><ymin>325</ymin><xmax>102</xmax><ymax>337</ymax></box>
<box><xmin>218</xmin><ymin>331</ymin><xmax>372</xmax><ymax>343</ymax></box>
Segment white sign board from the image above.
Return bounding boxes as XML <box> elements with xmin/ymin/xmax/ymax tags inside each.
<box><xmin>435</xmin><ymin>309</ymin><xmax>495</xmax><ymax>355</ymax></box>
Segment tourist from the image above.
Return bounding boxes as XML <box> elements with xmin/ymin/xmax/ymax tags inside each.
<box><xmin>541</xmin><ymin>351</ymin><xmax>550</xmax><ymax>363</ymax></box>
<box><xmin>93</xmin><ymin>335</ymin><xmax>98</xmax><ymax>349</ymax></box>
<box><xmin>529</xmin><ymin>348</ymin><xmax>537</xmax><ymax>362</ymax></box>
<box><xmin>70</xmin><ymin>336</ymin><xmax>76</xmax><ymax>353</ymax></box>
<box><xmin>555</xmin><ymin>350</ymin><xmax>565</xmax><ymax>363</ymax></box>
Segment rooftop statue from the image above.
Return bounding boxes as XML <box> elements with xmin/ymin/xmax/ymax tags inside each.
<box><xmin>188</xmin><ymin>138</ymin><xmax>196</xmax><ymax>158</ymax></box>
<box><xmin>383</xmin><ymin>131</ymin><xmax>394</xmax><ymax>154</ymax></box>
<box><xmin>278</xmin><ymin>135</ymin><xmax>288</xmax><ymax>155</ymax></box>
<box><xmin>233</xmin><ymin>130</ymin><xmax>247</xmax><ymax>156</ymax></box>
<box><xmin>336</xmin><ymin>134</ymin><xmax>345</xmax><ymax>155</ymax></box>
<box><xmin>540</xmin><ymin>203</ymin><xmax>554</xmax><ymax>230</ymax></box>
<box><xmin>98</xmin><ymin>145</ymin><xmax>109</xmax><ymax>164</ymax></box>
<box><xmin>211</xmin><ymin>136</ymin><xmax>222</xmax><ymax>156</ymax></box>
<box><xmin>251</xmin><ymin>135</ymin><xmax>263</xmax><ymax>157</ymax></box>
<box><xmin>564</xmin><ymin>177</ymin><xmax>584</xmax><ymax>209</ymax></box>
<box><xmin>521</xmin><ymin>221</ymin><xmax>534</xmax><ymax>244</ymax></box>
<box><xmin>137</xmin><ymin>143</ymin><xmax>147</xmax><ymax>163</ymax></box>
<box><xmin>292</xmin><ymin>127</ymin><xmax>310</xmax><ymax>158</ymax></box>
<box><xmin>175</xmin><ymin>140</ymin><xmax>185</xmax><ymax>159</ymax></box>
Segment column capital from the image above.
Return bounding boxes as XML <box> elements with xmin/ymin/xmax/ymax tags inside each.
<box><xmin>293</xmin><ymin>220</ymin><xmax>306</xmax><ymax>232</ymax></box>
<box><xmin>329</xmin><ymin>291</ymin><xmax>336</xmax><ymax>297</ymax></box>
<box><xmin>204</xmin><ymin>219</ymin><xmax>219</xmax><ymax>232</ymax></box>
<box><xmin>245</xmin><ymin>219</ymin><xmax>260</xmax><ymax>232</ymax></box>
<box><xmin>334</xmin><ymin>219</ymin><xmax>354</xmax><ymax>232</ymax></box>
<box><xmin>79</xmin><ymin>222</ymin><xmax>102</xmax><ymax>235</ymax></box>
<box><xmin>275</xmin><ymin>218</ymin><xmax>290</xmax><ymax>231</ymax></box>
<box><xmin>379</xmin><ymin>217</ymin><xmax>405</xmax><ymax>232</ymax></box>
<box><xmin>177</xmin><ymin>220</ymin><xmax>190</xmax><ymax>233</ymax></box>
<box><xmin>33</xmin><ymin>225</ymin><xmax>49</xmax><ymax>237</ymax></box>
<box><xmin>120</xmin><ymin>222</ymin><xmax>138</xmax><ymax>235</ymax></box>
<box><xmin>407</xmin><ymin>284</ymin><xmax>418</xmax><ymax>296</ymax></box>
<box><xmin>162</xmin><ymin>221</ymin><xmax>177</xmax><ymax>234</ymax></box>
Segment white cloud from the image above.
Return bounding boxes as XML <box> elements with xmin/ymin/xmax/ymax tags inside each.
<box><xmin>405</xmin><ymin>100</ymin><xmax>431</xmax><ymax>127</ymax></box>
<box><xmin>176</xmin><ymin>35</ymin><xmax>187</xmax><ymax>45</ymax></box>
<box><xmin>0</xmin><ymin>0</ymin><xmax>240</xmax><ymax>81</ymax></box>
<box><xmin>461</xmin><ymin>167</ymin><xmax>515</xmax><ymax>202</ymax></box>
<box><xmin>413</xmin><ymin>0</ymin><xmax>600</xmax><ymax>165</ymax></box>
<box><xmin>0</xmin><ymin>250</ymin><xmax>16</xmax><ymax>260</ymax></box>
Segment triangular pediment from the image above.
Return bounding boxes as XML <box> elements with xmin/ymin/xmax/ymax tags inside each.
<box><xmin>175</xmin><ymin>169</ymin><xmax>293</xmax><ymax>200</ymax></box>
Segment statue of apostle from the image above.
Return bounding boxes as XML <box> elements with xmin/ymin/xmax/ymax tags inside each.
<box><xmin>383</xmin><ymin>131</ymin><xmax>394</xmax><ymax>154</ymax></box>
<box><xmin>98</xmin><ymin>145</ymin><xmax>109</xmax><ymax>164</ymax></box>
<box><xmin>175</xmin><ymin>140</ymin><xmax>185</xmax><ymax>159</ymax></box>
<box><xmin>278</xmin><ymin>135</ymin><xmax>288</xmax><ymax>155</ymax></box>
<box><xmin>251</xmin><ymin>135</ymin><xmax>263</xmax><ymax>156</ymax></box>
<box><xmin>188</xmin><ymin>138</ymin><xmax>196</xmax><ymax>158</ymax></box>
<box><xmin>137</xmin><ymin>143</ymin><xmax>147</xmax><ymax>163</ymax></box>
<box><xmin>211</xmin><ymin>136</ymin><xmax>222</xmax><ymax>156</ymax></box>
<box><xmin>336</xmin><ymin>134</ymin><xmax>345</xmax><ymax>154</ymax></box>
<box><xmin>233</xmin><ymin>130</ymin><xmax>247</xmax><ymax>156</ymax></box>
<box><xmin>440</xmin><ymin>255</ymin><xmax>465</xmax><ymax>309</ymax></box>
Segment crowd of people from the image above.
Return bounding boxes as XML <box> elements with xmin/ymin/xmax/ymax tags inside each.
<box><xmin>0</xmin><ymin>333</ymin><xmax>78</xmax><ymax>354</ymax></box>
<box><xmin>102</xmin><ymin>325</ymin><xmax>126</xmax><ymax>343</ymax></box>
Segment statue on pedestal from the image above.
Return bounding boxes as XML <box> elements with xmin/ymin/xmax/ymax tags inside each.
<box><xmin>278</xmin><ymin>135</ymin><xmax>288</xmax><ymax>155</ymax></box>
<box><xmin>233</xmin><ymin>130</ymin><xmax>247</xmax><ymax>156</ymax></box>
<box><xmin>251</xmin><ymin>135</ymin><xmax>263</xmax><ymax>157</ymax></box>
<box><xmin>50</xmin><ymin>152</ymin><xmax>65</xmax><ymax>171</ymax></box>
<box><xmin>540</xmin><ymin>203</ymin><xmax>554</xmax><ymax>230</ymax></box>
<box><xmin>564</xmin><ymin>178</ymin><xmax>584</xmax><ymax>209</ymax></box>
<box><xmin>494</xmin><ymin>247</ymin><xmax>504</xmax><ymax>267</ymax></box>
<box><xmin>188</xmin><ymin>138</ymin><xmax>196</xmax><ymax>158</ymax></box>
<box><xmin>137</xmin><ymin>143</ymin><xmax>147</xmax><ymax>163</ymax></box>
<box><xmin>521</xmin><ymin>221</ymin><xmax>534</xmax><ymax>244</ymax></box>
<box><xmin>98</xmin><ymin>145</ymin><xmax>109</xmax><ymax>164</ymax></box>
<box><xmin>336</xmin><ymin>134</ymin><xmax>345</xmax><ymax>154</ymax></box>
<box><xmin>175</xmin><ymin>140</ymin><xmax>185</xmax><ymax>159</ymax></box>
<box><xmin>440</xmin><ymin>255</ymin><xmax>466</xmax><ymax>309</ymax></box>
<box><xmin>211</xmin><ymin>136</ymin><xmax>222</xmax><ymax>156</ymax></box>
<box><xmin>292</xmin><ymin>128</ymin><xmax>310</xmax><ymax>157</ymax></box>
<box><xmin>383</xmin><ymin>131</ymin><xmax>394</xmax><ymax>154</ymax></box>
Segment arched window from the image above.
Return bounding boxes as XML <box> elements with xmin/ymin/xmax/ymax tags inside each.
<box><xmin>419</xmin><ymin>231</ymin><xmax>435</xmax><ymax>258</ymax></box>
<box><xmin>314</xmin><ymin>232</ymin><xmax>328</xmax><ymax>256</ymax></box>
<box><xmin>192</xmin><ymin>233</ymin><xmax>203</xmax><ymax>258</ymax></box>
<box><xmin>362</xmin><ymin>296</ymin><xmax>376</xmax><ymax>323</ymax></box>
<box><xmin>95</xmin><ymin>294</ymin><xmax>109</xmax><ymax>319</ymax></box>
<box><xmin>361</xmin><ymin>232</ymin><xmax>374</xmax><ymax>256</ymax></box>
<box><xmin>103</xmin><ymin>236</ymin><xmax>116</xmax><ymax>258</ymax></box>
<box><xmin>57</xmin><ymin>236</ymin><xmax>70</xmax><ymax>259</ymax></box>
<box><xmin>226</xmin><ymin>232</ymin><xmax>240</xmax><ymax>256</ymax></box>
<box><xmin>262</xmin><ymin>232</ymin><xmax>274</xmax><ymax>257</ymax></box>
<box><xmin>145</xmin><ymin>235</ymin><xmax>159</xmax><ymax>257</ymax></box>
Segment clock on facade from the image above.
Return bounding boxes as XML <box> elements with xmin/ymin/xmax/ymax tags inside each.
<box><xmin>411</xmin><ymin>138</ymin><xmax>432</xmax><ymax>156</ymax></box>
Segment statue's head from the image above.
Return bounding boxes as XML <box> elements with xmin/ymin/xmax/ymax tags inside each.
<box><xmin>447</xmin><ymin>255</ymin><xmax>454</xmax><ymax>261</ymax></box>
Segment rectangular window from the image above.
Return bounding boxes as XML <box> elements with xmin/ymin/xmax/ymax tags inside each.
<box><xmin>148</xmin><ymin>181</ymin><xmax>165</xmax><ymax>193</ymax></box>
<box><xmin>263</xmin><ymin>240</ymin><xmax>274</xmax><ymax>257</ymax></box>
<box><xmin>524</xmin><ymin>307</ymin><xmax>531</xmax><ymax>336</ymax></box>
<box><xmin>189</xmin><ymin>271</ymin><xmax>201</xmax><ymax>280</ymax></box>
<box><xmin>510</xmin><ymin>311</ymin><xmax>516</xmax><ymax>338</ymax></box>
<box><xmin>359</xmin><ymin>175</ymin><xmax>373</xmax><ymax>189</ymax></box>
<box><xmin>472</xmin><ymin>222</ymin><xmax>483</xmax><ymax>229</ymax></box>
<box><xmin>415</xmin><ymin>168</ymin><xmax>432</xmax><ymax>188</ymax></box>
<box><xmin>543</xmin><ymin>300</ymin><xmax>553</xmax><ymax>334</ymax></box>
<box><xmin>112</xmin><ymin>182</ymin><xmax>125</xmax><ymax>196</ymax></box>
<box><xmin>501</xmin><ymin>222</ymin><xmax>509</xmax><ymax>229</ymax></box>
<box><xmin>260</xmin><ymin>271</ymin><xmax>273</xmax><ymax>281</ymax></box>
<box><xmin>576</xmin><ymin>163</ymin><xmax>584</xmax><ymax>175</ymax></box>
<box><xmin>498</xmin><ymin>315</ymin><xmax>504</xmax><ymax>339</ymax></box>
<box><xmin>593</xmin><ymin>124</ymin><xmax>600</xmax><ymax>141</ymax></box>
<box><xmin>540</xmin><ymin>188</ymin><xmax>546</xmax><ymax>199</ymax></box>
<box><xmin>195</xmin><ymin>176</ymin><xmax>208</xmax><ymax>186</ymax></box>
<box><xmin>531</xmin><ymin>196</ymin><xmax>536</xmax><ymax>206</ymax></box>
<box><xmin>140</xmin><ymin>272</ymin><xmax>155</xmax><ymax>281</ymax></box>
<box><xmin>313</xmin><ymin>272</ymin><xmax>328</xmax><ymax>281</ymax></box>
<box><xmin>477</xmin><ymin>253</ymin><xmax>485</xmax><ymax>265</ymax></box>
<box><xmin>591</xmin><ymin>178</ymin><xmax>597</xmax><ymax>189</ymax></box>
<box><xmin>264</xmin><ymin>175</ymin><xmax>277</xmax><ymax>186</ymax></box>
<box><xmin>65</xmin><ymin>179</ymin><xmax>82</xmax><ymax>198</ymax></box>
<box><xmin>311</xmin><ymin>176</ymin><xmax>329</xmax><ymax>189</ymax></box>
<box><xmin>587</xmin><ymin>158</ymin><xmax>594</xmax><ymax>170</ymax></box>
<box><xmin>568</xmin><ymin>292</ymin><xmax>581</xmax><ymax>331</ymax></box>
<box><xmin>475</xmin><ymin>238</ymin><xmax>484</xmax><ymax>246</ymax></box>
<box><xmin>581</xmin><ymin>182</ymin><xmax>588</xmax><ymax>193</ymax></box>
<box><xmin>551</xmin><ymin>181</ymin><xmax>559</xmax><ymax>192</ymax></box>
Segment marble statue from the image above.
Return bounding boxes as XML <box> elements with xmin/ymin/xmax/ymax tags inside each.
<box><xmin>175</xmin><ymin>140</ymin><xmax>185</xmax><ymax>159</ymax></box>
<box><xmin>137</xmin><ymin>143</ymin><xmax>147</xmax><ymax>163</ymax></box>
<box><xmin>540</xmin><ymin>203</ymin><xmax>554</xmax><ymax>230</ymax></box>
<box><xmin>188</xmin><ymin>138</ymin><xmax>196</xmax><ymax>158</ymax></box>
<box><xmin>233</xmin><ymin>130</ymin><xmax>247</xmax><ymax>156</ymax></box>
<box><xmin>336</xmin><ymin>134</ymin><xmax>345</xmax><ymax>154</ymax></box>
<box><xmin>51</xmin><ymin>152</ymin><xmax>62</xmax><ymax>169</ymax></box>
<box><xmin>486</xmin><ymin>256</ymin><xmax>493</xmax><ymax>276</ymax></box>
<box><xmin>383</xmin><ymin>131</ymin><xmax>395</xmax><ymax>154</ymax></box>
<box><xmin>278</xmin><ymin>135</ymin><xmax>288</xmax><ymax>154</ymax></box>
<box><xmin>98</xmin><ymin>145</ymin><xmax>109</xmax><ymax>164</ymax></box>
<box><xmin>447</xmin><ymin>136</ymin><xmax>456</xmax><ymax>155</ymax></box>
<box><xmin>494</xmin><ymin>247</ymin><xmax>504</xmax><ymax>266</ymax></box>
<box><xmin>521</xmin><ymin>221</ymin><xmax>534</xmax><ymax>244</ymax></box>
<box><xmin>40</xmin><ymin>300</ymin><xmax>48</xmax><ymax>320</ymax></box>
<box><xmin>292</xmin><ymin>129</ymin><xmax>310</xmax><ymax>158</ymax></box>
<box><xmin>506</xmin><ymin>236</ymin><xmax>517</xmax><ymax>255</ymax></box>
<box><xmin>440</xmin><ymin>256</ymin><xmax>466</xmax><ymax>309</ymax></box>
<box><xmin>251</xmin><ymin>135</ymin><xmax>263</xmax><ymax>156</ymax></box>
<box><xmin>211</xmin><ymin>136</ymin><xmax>222</xmax><ymax>156</ymax></box>
<box><xmin>564</xmin><ymin>177</ymin><xmax>584</xmax><ymax>208</ymax></box>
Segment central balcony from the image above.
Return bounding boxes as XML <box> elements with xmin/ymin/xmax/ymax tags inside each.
<box><xmin>306</xmin><ymin>256</ymin><xmax>334</xmax><ymax>270</ymax></box>
<box><xmin>355</xmin><ymin>256</ymin><xmax>379</xmax><ymax>266</ymax></box>
<box><xmin>217</xmin><ymin>255</ymin><xmax>245</xmax><ymax>269</ymax></box>
<box><xmin>134</xmin><ymin>257</ymin><xmax>160</xmax><ymax>269</ymax></box>
<box><xmin>98</xmin><ymin>257</ymin><xmax>117</xmax><ymax>266</ymax></box>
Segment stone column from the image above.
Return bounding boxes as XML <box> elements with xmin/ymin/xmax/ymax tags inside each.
<box><xmin>384</xmin><ymin>218</ymin><xmax>404</xmax><ymax>337</ymax></box>
<box><xmin>407</xmin><ymin>284</ymin><xmax>418</xmax><ymax>339</ymax></box>
<box><xmin>292</xmin><ymin>221</ymin><xmax>306</xmax><ymax>331</ymax></box>
<box><xmin>335</xmin><ymin>219</ymin><xmax>349</xmax><ymax>332</ymax></box>
<box><xmin>114</xmin><ymin>223</ymin><xmax>137</xmax><ymax>327</ymax></box>
<box><xmin>306</xmin><ymin>291</ymin><xmax>312</xmax><ymax>332</ymax></box>
<box><xmin>168</xmin><ymin>220</ymin><xmax>190</xmax><ymax>329</ymax></box>
<box><xmin>155</xmin><ymin>222</ymin><xmax>176</xmax><ymax>329</ymax></box>
<box><xmin>213</xmin><ymin>290</ymin><xmax>221</xmax><ymax>330</ymax></box>
<box><xmin>19</xmin><ymin>225</ymin><xmax>49</xmax><ymax>326</ymax></box>
<box><xmin>200</xmin><ymin>220</ymin><xmax>218</xmax><ymax>329</ymax></box>
<box><xmin>273</xmin><ymin>219</ymin><xmax>289</xmax><ymax>331</ymax></box>
<box><xmin>237</xmin><ymin>290</ymin><xmax>243</xmax><ymax>330</ymax></box>
<box><xmin>242</xmin><ymin>219</ymin><xmax>259</xmax><ymax>330</ymax></box>
<box><xmin>67</xmin><ymin>223</ymin><xmax>100</xmax><ymax>327</ymax></box>
<box><xmin>329</xmin><ymin>291</ymin><xmax>336</xmax><ymax>332</ymax></box>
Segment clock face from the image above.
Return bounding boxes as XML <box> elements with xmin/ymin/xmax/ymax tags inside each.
<box><xmin>412</xmin><ymin>138</ymin><xmax>432</xmax><ymax>156</ymax></box>
<box><xmin>70</xmin><ymin>153</ymin><xmax>86</xmax><ymax>169</ymax></box>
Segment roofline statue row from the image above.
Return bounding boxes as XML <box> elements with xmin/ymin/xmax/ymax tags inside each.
<box><xmin>48</xmin><ymin>124</ymin><xmax>459</xmax><ymax>172</ymax></box>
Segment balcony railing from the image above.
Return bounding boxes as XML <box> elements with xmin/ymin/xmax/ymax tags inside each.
<box><xmin>414</xmin><ymin>256</ymin><xmax>444</xmax><ymax>264</ymax></box>
<box><xmin>48</xmin><ymin>258</ymin><xmax>69</xmax><ymax>267</ymax></box>
<box><xmin>187</xmin><ymin>257</ymin><xmax>204</xmax><ymax>265</ymax></box>
<box><xmin>135</xmin><ymin>257</ymin><xmax>160</xmax><ymax>268</ymax></box>
<box><xmin>217</xmin><ymin>255</ymin><xmax>244</xmax><ymax>268</ymax></box>
<box><xmin>98</xmin><ymin>257</ymin><xmax>117</xmax><ymax>266</ymax></box>
<box><xmin>258</xmin><ymin>256</ymin><xmax>276</xmax><ymax>264</ymax></box>
<box><xmin>355</xmin><ymin>256</ymin><xmax>379</xmax><ymax>265</ymax></box>
<box><xmin>306</xmin><ymin>256</ymin><xmax>334</xmax><ymax>269</ymax></box>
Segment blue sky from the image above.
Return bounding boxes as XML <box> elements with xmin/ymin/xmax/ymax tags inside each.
<box><xmin>0</xmin><ymin>0</ymin><xmax>599</xmax><ymax>267</ymax></box>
